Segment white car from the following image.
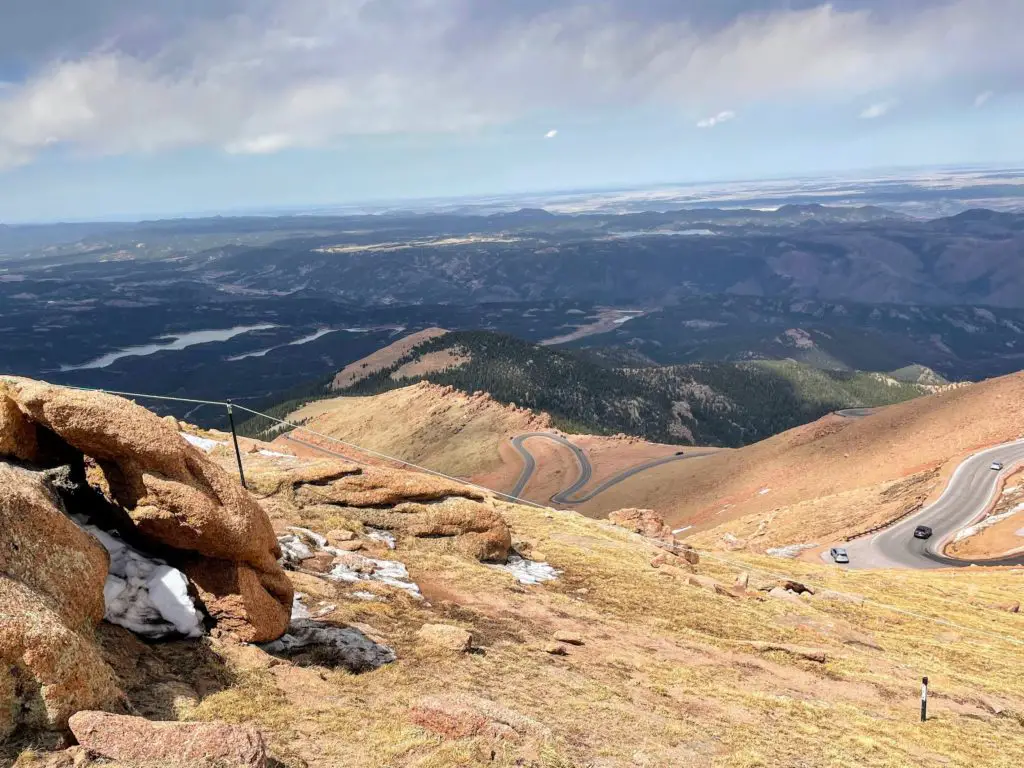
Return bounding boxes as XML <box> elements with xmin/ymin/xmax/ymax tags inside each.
<box><xmin>990</xmin><ymin>461</ymin><xmax>1004</xmax><ymax>471</ymax></box>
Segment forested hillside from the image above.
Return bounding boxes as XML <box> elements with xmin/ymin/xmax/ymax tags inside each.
<box><xmin>321</xmin><ymin>331</ymin><xmax>938</xmax><ymax>447</ymax></box>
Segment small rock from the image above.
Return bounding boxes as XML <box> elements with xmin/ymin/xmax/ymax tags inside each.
<box><xmin>302</xmin><ymin>551</ymin><xmax>337</xmax><ymax>574</ymax></box>
<box><xmin>326</xmin><ymin>529</ymin><xmax>357</xmax><ymax>544</ymax></box>
<box><xmin>782</xmin><ymin>580</ymin><xmax>814</xmax><ymax>595</ymax></box>
<box><xmin>734</xmin><ymin>572</ymin><xmax>750</xmax><ymax>590</ymax></box>
<box><xmin>417</xmin><ymin>624</ymin><xmax>473</xmax><ymax>652</ymax></box>
<box><xmin>333</xmin><ymin>540</ymin><xmax>364</xmax><ymax>552</ymax></box>
<box><xmin>978</xmin><ymin>694</ymin><xmax>1007</xmax><ymax>715</ymax></box>
<box><xmin>992</xmin><ymin>601</ymin><xmax>1020</xmax><ymax>613</ymax></box>
<box><xmin>68</xmin><ymin>711</ymin><xmax>268</xmax><ymax>767</ymax></box>
<box><xmin>553</xmin><ymin>630</ymin><xmax>584</xmax><ymax>646</ymax></box>
<box><xmin>162</xmin><ymin>415</ymin><xmax>180</xmax><ymax>431</ymax></box>
<box><xmin>544</xmin><ymin>643</ymin><xmax>569</xmax><ymax>655</ymax></box>
<box><xmin>747</xmin><ymin>642</ymin><xmax>827</xmax><ymax>663</ymax></box>
<box><xmin>332</xmin><ymin>553</ymin><xmax>377</xmax><ymax>574</ymax></box>
<box><xmin>530</xmin><ymin>550</ymin><xmax>548</xmax><ymax>562</ymax></box>
<box><xmin>675</xmin><ymin>544</ymin><xmax>700</xmax><ymax>565</ymax></box>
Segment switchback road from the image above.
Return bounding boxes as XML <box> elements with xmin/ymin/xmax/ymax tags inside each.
<box><xmin>839</xmin><ymin>439</ymin><xmax>1024</xmax><ymax>569</ymax></box>
<box><xmin>510</xmin><ymin>432</ymin><xmax>712</xmax><ymax>505</ymax></box>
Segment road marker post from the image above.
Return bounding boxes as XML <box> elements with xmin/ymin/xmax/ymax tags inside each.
<box><xmin>225</xmin><ymin>399</ymin><xmax>247</xmax><ymax>489</ymax></box>
<box><xmin>920</xmin><ymin>677</ymin><xmax>929</xmax><ymax>722</ymax></box>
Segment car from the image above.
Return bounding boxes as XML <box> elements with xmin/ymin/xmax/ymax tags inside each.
<box><xmin>829</xmin><ymin>547</ymin><xmax>849</xmax><ymax>564</ymax></box>
<box><xmin>990</xmin><ymin>461</ymin><xmax>1004</xmax><ymax>471</ymax></box>
<box><xmin>914</xmin><ymin>525</ymin><xmax>933</xmax><ymax>540</ymax></box>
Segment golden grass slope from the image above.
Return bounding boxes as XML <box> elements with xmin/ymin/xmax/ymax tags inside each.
<box><xmin>16</xmin><ymin>443</ymin><xmax>1022</xmax><ymax>768</ymax></box>
<box><xmin>283</xmin><ymin>382</ymin><xmax>551</xmax><ymax>478</ymax></box>
<box><xmin>582</xmin><ymin>371</ymin><xmax>1024</xmax><ymax>551</ymax></box>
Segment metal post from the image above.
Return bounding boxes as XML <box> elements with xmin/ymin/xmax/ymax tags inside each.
<box><xmin>226</xmin><ymin>399</ymin><xmax>247</xmax><ymax>489</ymax></box>
<box><xmin>920</xmin><ymin>677</ymin><xmax>929</xmax><ymax>722</ymax></box>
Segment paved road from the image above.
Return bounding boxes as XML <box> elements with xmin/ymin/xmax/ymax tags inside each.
<box><xmin>510</xmin><ymin>432</ymin><xmax>711</xmax><ymax>505</ymax></box>
<box><xmin>838</xmin><ymin>439</ymin><xmax>1024</xmax><ymax>569</ymax></box>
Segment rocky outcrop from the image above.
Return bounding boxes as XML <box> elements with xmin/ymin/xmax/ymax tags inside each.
<box><xmin>608</xmin><ymin>508</ymin><xmax>699</xmax><ymax>564</ymax></box>
<box><xmin>409</xmin><ymin>694</ymin><xmax>549</xmax><ymax>742</ymax></box>
<box><xmin>0</xmin><ymin>466</ymin><xmax>123</xmax><ymax>740</ymax></box>
<box><xmin>68</xmin><ymin>711</ymin><xmax>268</xmax><ymax>767</ymax></box>
<box><xmin>252</xmin><ymin>460</ymin><xmax>512</xmax><ymax>562</ymax></box>
<box><xmin>0</xmin><ymin>378</ymin><xmax>291</xmax><ymax>643</ymax></box>
<box><xmin>417</xmin><ymin>624</ymin><xmax>473</xmax><ymax>652</ymax></box>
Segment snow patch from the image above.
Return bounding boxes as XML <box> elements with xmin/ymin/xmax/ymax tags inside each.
<box><xmin>766</xmin><ymin>543</ymin><xmax>818</xmax><ymax>559</ymax></box>
<box><xmin>954</xmin><ymin>503</ymin><xmax>1024</xmax><ymax>542</ymax></box>
<box><xmin>758</xmin><ymin>488</ymin><xmax>771</xmax><ymax>495</ymax></box>
<box><xmin>181</xmin><ymin>433</ymin><xmax>220</xmax><ymax>453</ymax></box>
<box><xmin>490</xmin><ymin>555</ymin><xmax>562</xmax><ymax>585</ymax></box>
<box><xmin>261</xmin><ymin>619</ymin><xmax>396</xmax><ymax>672</ymax></box>
<box><xmin>76</xmin><ymin>519</ymin><xmax>204</xmax><ymax>639</ymax></box>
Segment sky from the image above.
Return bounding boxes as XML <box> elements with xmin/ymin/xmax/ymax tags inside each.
<box><xmin>1</xmin><ymin>0</ymin><xmax>1023</xmax><ymax>222</ymax></box>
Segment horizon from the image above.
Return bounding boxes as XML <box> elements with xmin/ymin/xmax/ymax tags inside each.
<box><xmin>2</xmin><ymin>1</ymin><xmax>1024</xmax><ymax>222</ymax></box>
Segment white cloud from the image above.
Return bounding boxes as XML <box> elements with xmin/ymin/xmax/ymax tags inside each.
<box><xmin>974</xmin><ymin>90</ymin><xmax>994</xmax><ymax>107</ymax></box>
<box><xmin>859</xmin><ymin>99</ymin><xmax>898</xmax><ymax>119</ymax></box>
<box><xmin>0</xmin><ymin>0</ymin><xmax>1022</xmax><ymax>169</ymax></box>
<box><xmin>545</xmin><ymin>129</ymin><xmax>558</xmax><ymax>139</ymax></box>
<box><xmin>696</xmin><ymin>110</ymin><xmax>736</xmax><ymax>128</ymax></box>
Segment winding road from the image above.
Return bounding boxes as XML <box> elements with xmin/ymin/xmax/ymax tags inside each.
<box><xmin>839</xmin><ymin>439</ymin><xmax>1024</xmax><ymax>569</ymax></box>
<box><xmin>510</xmin><ymin>432</ymin><xmax>710</xmax><ymax>505</ymax></box>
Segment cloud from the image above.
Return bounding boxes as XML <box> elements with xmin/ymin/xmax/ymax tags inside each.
<box><xmin>974</xmin><ymin>89</ymin><xmax>994</xmax><ymax>107</ymax></box>
<box><xmin>859</xmin><ymin>99</ymin><xmax>898</xmax><ymax>119</ymax></box>
<box><xmin>696</xmin><ymin>110</ymin><xmax>736</xmax><ymax>128</ymax></box>
<box><xmin>0</xmin><ymin>0</ymin><xmax>1023</xmax><ymax>169</ymax></box>
<box><xmin>545</xmin><ymin>129</ymin><xmax>558</xmax><ymax>139</ymax></box>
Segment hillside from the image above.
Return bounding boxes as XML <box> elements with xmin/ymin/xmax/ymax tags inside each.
<box><xmin>331</xmin><ymin>330</ymin><xmax>940</xmax><ymax>448</ymax></box>
<box><xmin>6</xmin><ymin>380</ymin><xmax>1024</xmax><ymax>768</ymax></box>
<box><xmin>581</xmin><ymin>370</ymin><xmax>1024</xmax><ymax>554</ymax></box>
<box><xmin>280</xmin><ymin>382</ymin><xmax>551</xmax><ymax>478</ymax></box>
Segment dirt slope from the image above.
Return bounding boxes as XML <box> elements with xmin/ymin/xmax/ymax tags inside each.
<box><xmin>582</xmin><ymin>371</ymin><xmax>1024</xmax><ymax>551</ymax></box>
<box><xmin>331</xmin><ymin>328</ymin><xmax>449</xmax><ymax>390</ymax></box>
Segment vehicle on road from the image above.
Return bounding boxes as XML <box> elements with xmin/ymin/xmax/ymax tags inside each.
<box><xmin>829</xmin><ymin>547</ymin><xmax>849</xmax><ymax>564</ymax></box>
<box><xmin>913</xmin><ymin>525</ymin><xmax>933</xmax><ymax>540</ymax></box>
<box><xmin>990</xmin><ymin>461</ymin><xmax>1004</xmax><ymax>471</ymax></box>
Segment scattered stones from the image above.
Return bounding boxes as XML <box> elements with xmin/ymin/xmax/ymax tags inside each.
<box><xmin>68</xmin><ymin>711</ymin><xmax>268</xmax><ymax>768</ymax></box>
<box><xmin>409</xmin><ymin>694</ymin><xmax>549</xmax><ymax>742</ymax></box>
<box><xmin>746</xmin><ymin>642</ymin><xmax>827</xmax><ymax>663</ymax></box>
<box><xmin>418</xmin><ymin>624</ymin><xmax>473</xmax><ymax>652</ymax></box>
<box><xmin>609</xmin><ymin>508</ymin><xmax>675</xmax><ymax>547</ymax></box>
<box><xmin>553</xmin><ymin>630</ymin><xmax>584</xmax><ymax>646</ymax></box>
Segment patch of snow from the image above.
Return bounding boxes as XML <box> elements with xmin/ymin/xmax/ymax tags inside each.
<box><xmin>672</xmin><ymin>526</ymin><xmax>692</xmax><ymax>535</ymax></box>
<box><xmin>278</xmin><ymin>533</ymin><xmax>316</xmax><ymax>566</ymax></box>
<box><xmin>288</xmin><ymin>526</ymin><xmax>328</xmax><ymax>548</ymax></box>
<box><xmin>366</xmin><ymin>528</ymin><xmax>397</xmax><ymax>549</ymax></box>
<box><xmin>260</xmin><ymin>619</ymin><xmax>396</xmax><ymax>672</ymax></box>
<box><xmin>954</xmin><ymin>503</ymin><xmax>1024</xmax><ymax>542</ymax></box>
<box><xmin>490</xmin><ymin>555</ymin><xmax>562</xmax><ymax>585</ymax></box>
<box><xmin>328</xmin><ymin>557</ymin><xmax>422</xmax><ymax>598</ymax></box>
<box><xmin>766</xmin><ymin>543</ymin><xmax>818</xmax><ymax>559</ymax></box>
<box><xmin>76</xmin><ymin>519</ymin><xmax>204</xmax><ymax>639</ymax></box>
<box><xmin>1016</xmin><ymin>528</ymin><xmax>1024</xmax><ymax>538</ymax></box>
<box><xmin>258</xmin><ymin>449</ymin><xmax>295</xmax><ymax>459</ymax></box>
<box><xmin>181</xmin><ymin>433</ymin><xmax>220</xmax><ymax>453</ymax></box>
<box><xmin>291</xmin><ymin>593</ymin><xmax>312</xmax><ymax>620</ymax></box>
<box><xmin>759</xmin><ymin>488</ymin><xmax>771</xmax><ymax>495</ymax></box>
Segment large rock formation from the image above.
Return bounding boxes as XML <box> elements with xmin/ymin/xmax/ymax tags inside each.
<box><xmin>0</xmin><ymin>378</ymin><xmax>292</xmax><ymax>642</ymax></box>
<box><xmin>0</xmin><ymin>465</ymin><xmax>123</xmax><ymax>740</ymax></box>
<box><xmin>251</xmin><ymin>460</ymin><xmax>512</xmax><ymax>562</ymax></box>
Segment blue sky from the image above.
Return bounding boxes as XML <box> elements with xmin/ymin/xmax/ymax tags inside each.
<box><xmin>0</xmin><ymin>0</ymin><xmax>1022</xmax><ymax>222</ymax></box>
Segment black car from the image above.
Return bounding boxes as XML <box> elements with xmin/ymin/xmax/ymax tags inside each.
<box><xmin>914</xmin><ymin>525</ymin><xmax>933</xmax><ymax>540</ymax></box>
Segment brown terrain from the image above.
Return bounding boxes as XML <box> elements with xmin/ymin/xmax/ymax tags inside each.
<box><xmin>4</xmin><ymin>379</ymin><xmax>1024</xmax><ymax>768</ymax></box>
<box><xmin>581</xmin><ymin>371</ymin><xmax>1024</xmax><ymax>556</ymax></box>
<box><xmin>330</xmin><ymin>327</ymin><xmax>448</xmax><ymax>390</ymax></box>
<box><xmin>279</xmin><ymin>381</ymin><xmax>720</xmax><ymax>514</ymax></box>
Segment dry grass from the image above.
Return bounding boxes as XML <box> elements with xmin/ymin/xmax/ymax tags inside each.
<box><xmin>169</xmin><ymin>494</ymin><xmax>1024</xmax><ymax>768</ymax></box>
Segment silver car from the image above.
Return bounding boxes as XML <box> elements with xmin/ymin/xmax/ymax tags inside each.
<box><xmin>829</xmin><ymin>547</ymin><xmax>849</xmax><ymax>564</ymax></box>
